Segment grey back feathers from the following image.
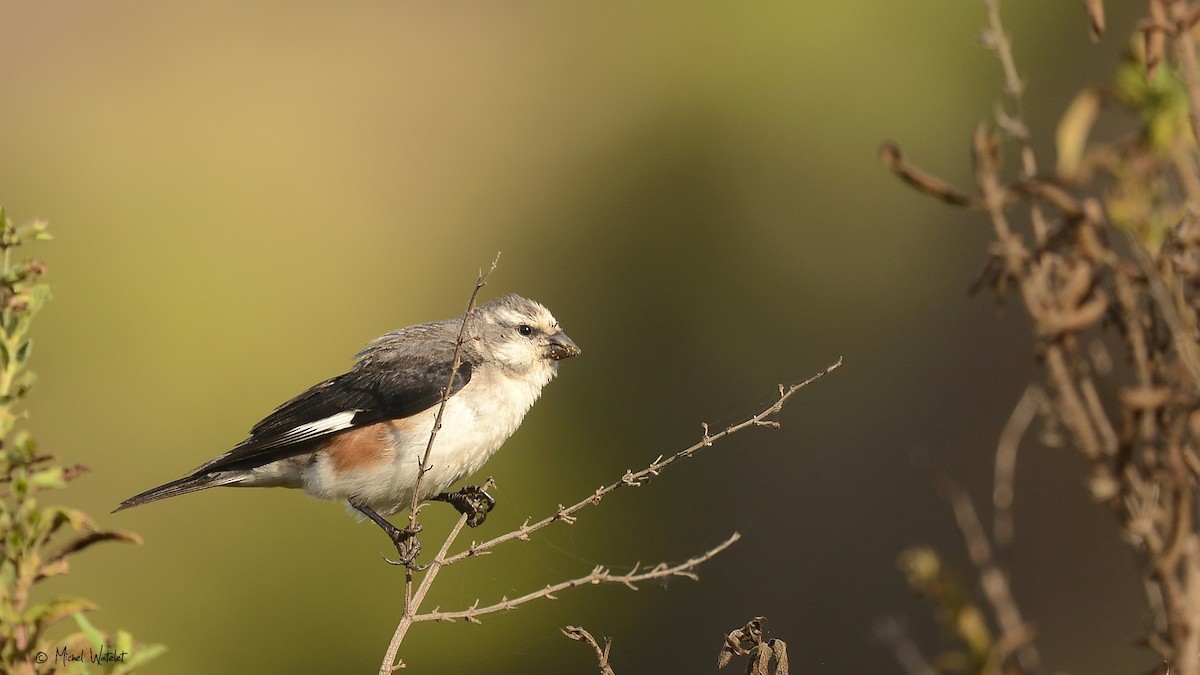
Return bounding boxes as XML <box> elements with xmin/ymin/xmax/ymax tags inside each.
<box><xmin>191</xmin><ymin>300</ymin><xmax>552</xmax><ymax>475</ymax></box>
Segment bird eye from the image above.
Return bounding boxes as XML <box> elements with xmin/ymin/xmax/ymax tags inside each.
<box><xmin>518</xmin><ymin>324</ymin><xmax>534</xmax><ymax>336</ymax></box>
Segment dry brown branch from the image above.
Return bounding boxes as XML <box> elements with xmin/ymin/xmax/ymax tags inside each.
<box><xmin>380</xmin><ymin>358</ymin><xmax>839</xmax><ymax>671</ymax></box>
<box><xmin>1168</xmin><ymin>0</ymin><xmax>1200</xmax><ymax>165</ymax></box>
<box><xmin>1085</xmin><ymin>0</ymin><xmax>1106</xmax><ymax>41</ymax></box>
<box><xmin>992</xmin><ymin>384</ymin><xmax>1044</xmax><ymax>546</ymax></box>
<box><xmin>929</xmin><ymin>467</ymin><xmax>1039</xmax><ymax>672</ymax></box>
<box><xmin>878</xmin><ymin>142</ymin><xmax>980</xmax><ymax>207</ymax></box>
<box><xmin>380</xmin><ymin>513</ymin><xmax>469</xmax><ymax>673</ymax></box>
<box><xmin>982</xmin><ymin>0</ymin><xmax>1048</xmax><ymax>243</ymax></box>
<box><xmin>404</xmin><ymin>252</ymin><xmax>502</xmax><ymax>535</ymax></box>
<box><xmin>1146</xmin><ymin>0</ymin><xmax>1168</xmax><ymax>80</ymax></box>
<box><xmin>415</xmin><ymin>533</ymin><xmax>739</xmax><ymax>624</ymax></box>
<box><xmin>0</xmin><ymin>456</ymin><xmax>87</xmax><ymax>484</ymax></box>
<box><xmin>442</xmin><ymin>357</ymin><xmax>842</xmax><ymax>566</ymax></box>
<box><xmin>562</xmin><ymin>626</ymin><xmax>616</xmax><ymax>675</ymax></box>
<box><xmin>35</xmin><ymin>529</ymin><xmax>142</xmax><ymax>582</ymax></box>
<box><xmin>1129</xmin><ymin>240</ymin><xmax>1200</xmax><ymax>387</ymax></box>
<box><xmin>874</xmin><ymin>617</ymin><xmax>939</xmax><ymax>675</ymax></box>
<box><xmin>885</xmin><ymin>2</ymin><xmax>1200</xmax><ymax>670</ymax></box>
<box><xmin>383</xmin><ymin>253</ymin><xmax>500</xmax><ymax>672</ymax></box>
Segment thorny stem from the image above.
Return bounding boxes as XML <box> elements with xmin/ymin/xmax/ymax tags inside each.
<box><xmin>442</xmin><ymin>357</ymin><xmax>842</xmax><ymax>566</ymax></box>
<box><xmin>414</xmin><ymin>533</ymin><xmax>739</xmax><ymax>623</ymax></box>
<box><xmin>381</xmin><ymin>514</ymin><xmax>469</xmax><ymax>674</ymax></box>
<box><xmin>387</xmin><ymin>253</ymin><xmax>499</xmax><ymax>670</ymax></box>
<box><xmin>405</xmin><ymin>252</ymin><xmax>501</xmax><ymax>534</ymax></box>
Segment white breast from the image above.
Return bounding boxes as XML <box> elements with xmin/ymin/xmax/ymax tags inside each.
<box><xmin>300</xmin><ymin>362</ymin><xmax>556</xmax><ymax>515</ymax></box>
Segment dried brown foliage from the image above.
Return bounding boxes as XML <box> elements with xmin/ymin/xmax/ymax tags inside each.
<box><xmin>882</xmin><ymin>1</ymin><xmax>1200</xmax><ymax>673</ymax></box>
<box><xmin>717</xmin><ymin>617</ymin><xmax>789</xmax><ymax>675</ymax></box>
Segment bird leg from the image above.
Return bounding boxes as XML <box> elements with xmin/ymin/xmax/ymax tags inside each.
<box><xmin>432</xmin><ymin>485</ymin><xmax>496</xmax><ymax>527</ymax></box>
<box><xmin>350</xmin><ymin>499</ymin><xmax>424</xmax><ymax>568</ymax></box>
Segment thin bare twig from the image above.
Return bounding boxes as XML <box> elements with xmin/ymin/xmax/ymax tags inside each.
<box><xmin>416</xmin><ymin>533</ymin><xmax>739</xmax><ymax>623</ymax></box>
<box><xmin>0</xmin><ymin>456</ymin><xmax>86</xmax><ymax>484</ymax></box>
<box><xmin>1084</xmin><ymin>0</ymin><xmax>1106</xmax><ymax>41</ymax></box>
<box><xmin>929</xmin><ymin>466</ymin><xmax>1040</xmax><ymax>672</ymax></box>
<box><xmin>1170</xmin><ymin>1</ymin><xmax>1200</xmax><ymax>147</ymax></box>
<box><xmin>874</xmin><ymin>617</ymin><xmax>938</xmax><ymax>675</ymax></box>
<box><xmin>992</xmin><ymin>384</ymin><xmax>1043</xmax><ymax>546</ymax></box>
<box><xmin>382</xmin><ymin>252</ymin><xmax>500</xmax><ymax>674</ymax></box>
<box><xmin>441</xmin><ymin>357</ymin><xmax>843</xmax><ymax>565</ymax></box>
<box><xmin>381</xmin><ymin>513</ymin><xmax>470</xmax><ymax>673</ymax></box>
<box><xmin>982</xmin><ymin>0</ymin><xmax>1049</xmax><ymax>243</ymax></box>
<box><xmin>406</xmin><ymin>252</ymin><xmax>502</xmax><ymax>532</ymax></box>
<box><xmin>35</xmin><ymin>530</ymin><xmax>141</xmax><ymax>582</ymax></box>
<box><xmin>878</xmin><ymin>143</ymin><xmax>980</xmax><ymax>208</ymax></box>
<box><xmin>377</xmin><ymin>358</ymin><xmax>842</xmax><ymax>672</ymax></box>
<box><xmin>1129</xmin><ymin>237</ymin><xmax>1200</xmax><ymax>389</ymax></box>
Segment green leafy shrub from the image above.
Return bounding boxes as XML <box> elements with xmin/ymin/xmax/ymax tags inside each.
<box><xmin>0</xmin><ymin>209</ymin><xmax>165</xmax><ymax>673</ymax></box>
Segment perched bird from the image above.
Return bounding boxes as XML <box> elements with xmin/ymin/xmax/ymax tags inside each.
<box><xmin>115</xmin><ymin>294</ymin><xmax>580</xmax><ymax>564</ymax></box>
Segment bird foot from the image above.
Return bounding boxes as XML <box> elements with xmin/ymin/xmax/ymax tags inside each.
<box><xmin>433</xmin><ymin>485</ymin><xmax>496</xmax><ymax>527</ymax></box>
<box><xmin>350</xmin><ymin>498</ymin><xmax>427</xmax><ymax>568</ymax></box>
<box><xmin>382</xmin><ymin>523</ymin><xmax>425</xmax><ymax>568</ymax></box>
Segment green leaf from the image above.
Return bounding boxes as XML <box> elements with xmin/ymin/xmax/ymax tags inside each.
<box><xmin>41</xmin><ymin>505</ymin><xmax>92</xmax><ymax>535</ymax></box>
<box><xmin>23</xmin><ymin>283</ymin><xmax>51</xmax><ymax>315</ymax></box>
<box><xmin>115</xmin><ymin>629</ymin><xmax>132</xmax><ymax>655</ymax></box>
<box><xmin>16</xmin><ymin>369</ymin><xmax>38</xmax><ymax>394</ymax></box>
<box><xmin>0</xmin><ymin>604</ymin><xmax>19</xmax><ymax>628</ymax></box>
<box><xmin>14</xmin><ymin>339</ymin><xmax>31</xmax><ymax>366</ymax></box>
<box><xmin>12</xmin><ymin>472</ymin><xmax>29</xmax><ymax>498</ymax></box>
<box><xmin>115</xmin><ymin>643</ymin><xmax>167</xmax><ymax>673</ymax></box>
<box><xmin>36</xmin><ymin>558</ymin><xmax>69</xmax><ymax>581</ymax></box>
<box><xmin>14</xmin><ymin>430</ymin><xmax>36</xmax><ymax>454</ymax></box>
<box><xmin>73</xmin><ymin>612</ymin><xmax>105</xmax><ymax>651</ymax></box>
<box><xmin>3</xmin><ymin>311</ymin><xmax>19</xmax><ymax>337</ymax></box>
<box><xmin>24</xmin><ymin>597</ymin><xmax>97</xmax><ymax>629</ymax></box>
<box><xmin>29</xmin><ymin>467</ymin><xmax>63</xmax><ymax>490</ymax></box>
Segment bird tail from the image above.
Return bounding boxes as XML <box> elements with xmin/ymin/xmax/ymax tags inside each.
<box><xmin>113</xmin><ymin>472</ymin><xmax>244</xmax><ymax>513</ymax></box>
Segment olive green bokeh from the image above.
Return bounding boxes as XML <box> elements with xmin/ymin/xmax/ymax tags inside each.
<box><xmin>0</xmin><ymin>2</ymin><xmax>1152</xmax><ymax>673</ymax></box>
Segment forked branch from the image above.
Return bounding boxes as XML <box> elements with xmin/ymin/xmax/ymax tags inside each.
<box><xmin>379</xmin><ymin>354</ymin><xmax>843</xmax><ymax>672</ymax></box>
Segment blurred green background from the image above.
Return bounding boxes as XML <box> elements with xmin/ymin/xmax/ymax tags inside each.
<box><xmin>0</xmin><ymin>1</ymin><xmax>1155</xmax><ymax>673</ymax></box>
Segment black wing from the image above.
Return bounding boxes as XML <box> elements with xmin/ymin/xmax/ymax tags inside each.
<box><xmin>192</xmin><ymin>348</ymin><xmax>472</xmax><ymax>474</ymax></box>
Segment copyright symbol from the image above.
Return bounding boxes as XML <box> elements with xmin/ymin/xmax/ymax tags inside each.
<box><xmin>34</xmin><ymin>651</ymin><xmax>48</xmax><ymax>664</ymax></box>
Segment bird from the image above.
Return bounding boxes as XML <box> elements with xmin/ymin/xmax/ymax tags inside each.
<box><xmin>114</xmin><ymin>294</ymin><xmax>581</xmax><ymax>565</ymax></box>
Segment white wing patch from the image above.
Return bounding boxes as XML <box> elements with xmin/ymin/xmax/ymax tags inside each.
<box><xmin>288</xmin><ymin>410</ymin><xmax>357</xmax><ymax>439</ymax></box>
<box><xmin>252</xmin><ymin>410</ymin><xmax>359</xmax><ymax>451</ymax></box>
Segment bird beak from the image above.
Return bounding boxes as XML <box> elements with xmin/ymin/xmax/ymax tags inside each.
<box><xmin>545</xmin><ymin>331</ymin><xmax>581</xmax><ymax>360</ymax></box>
